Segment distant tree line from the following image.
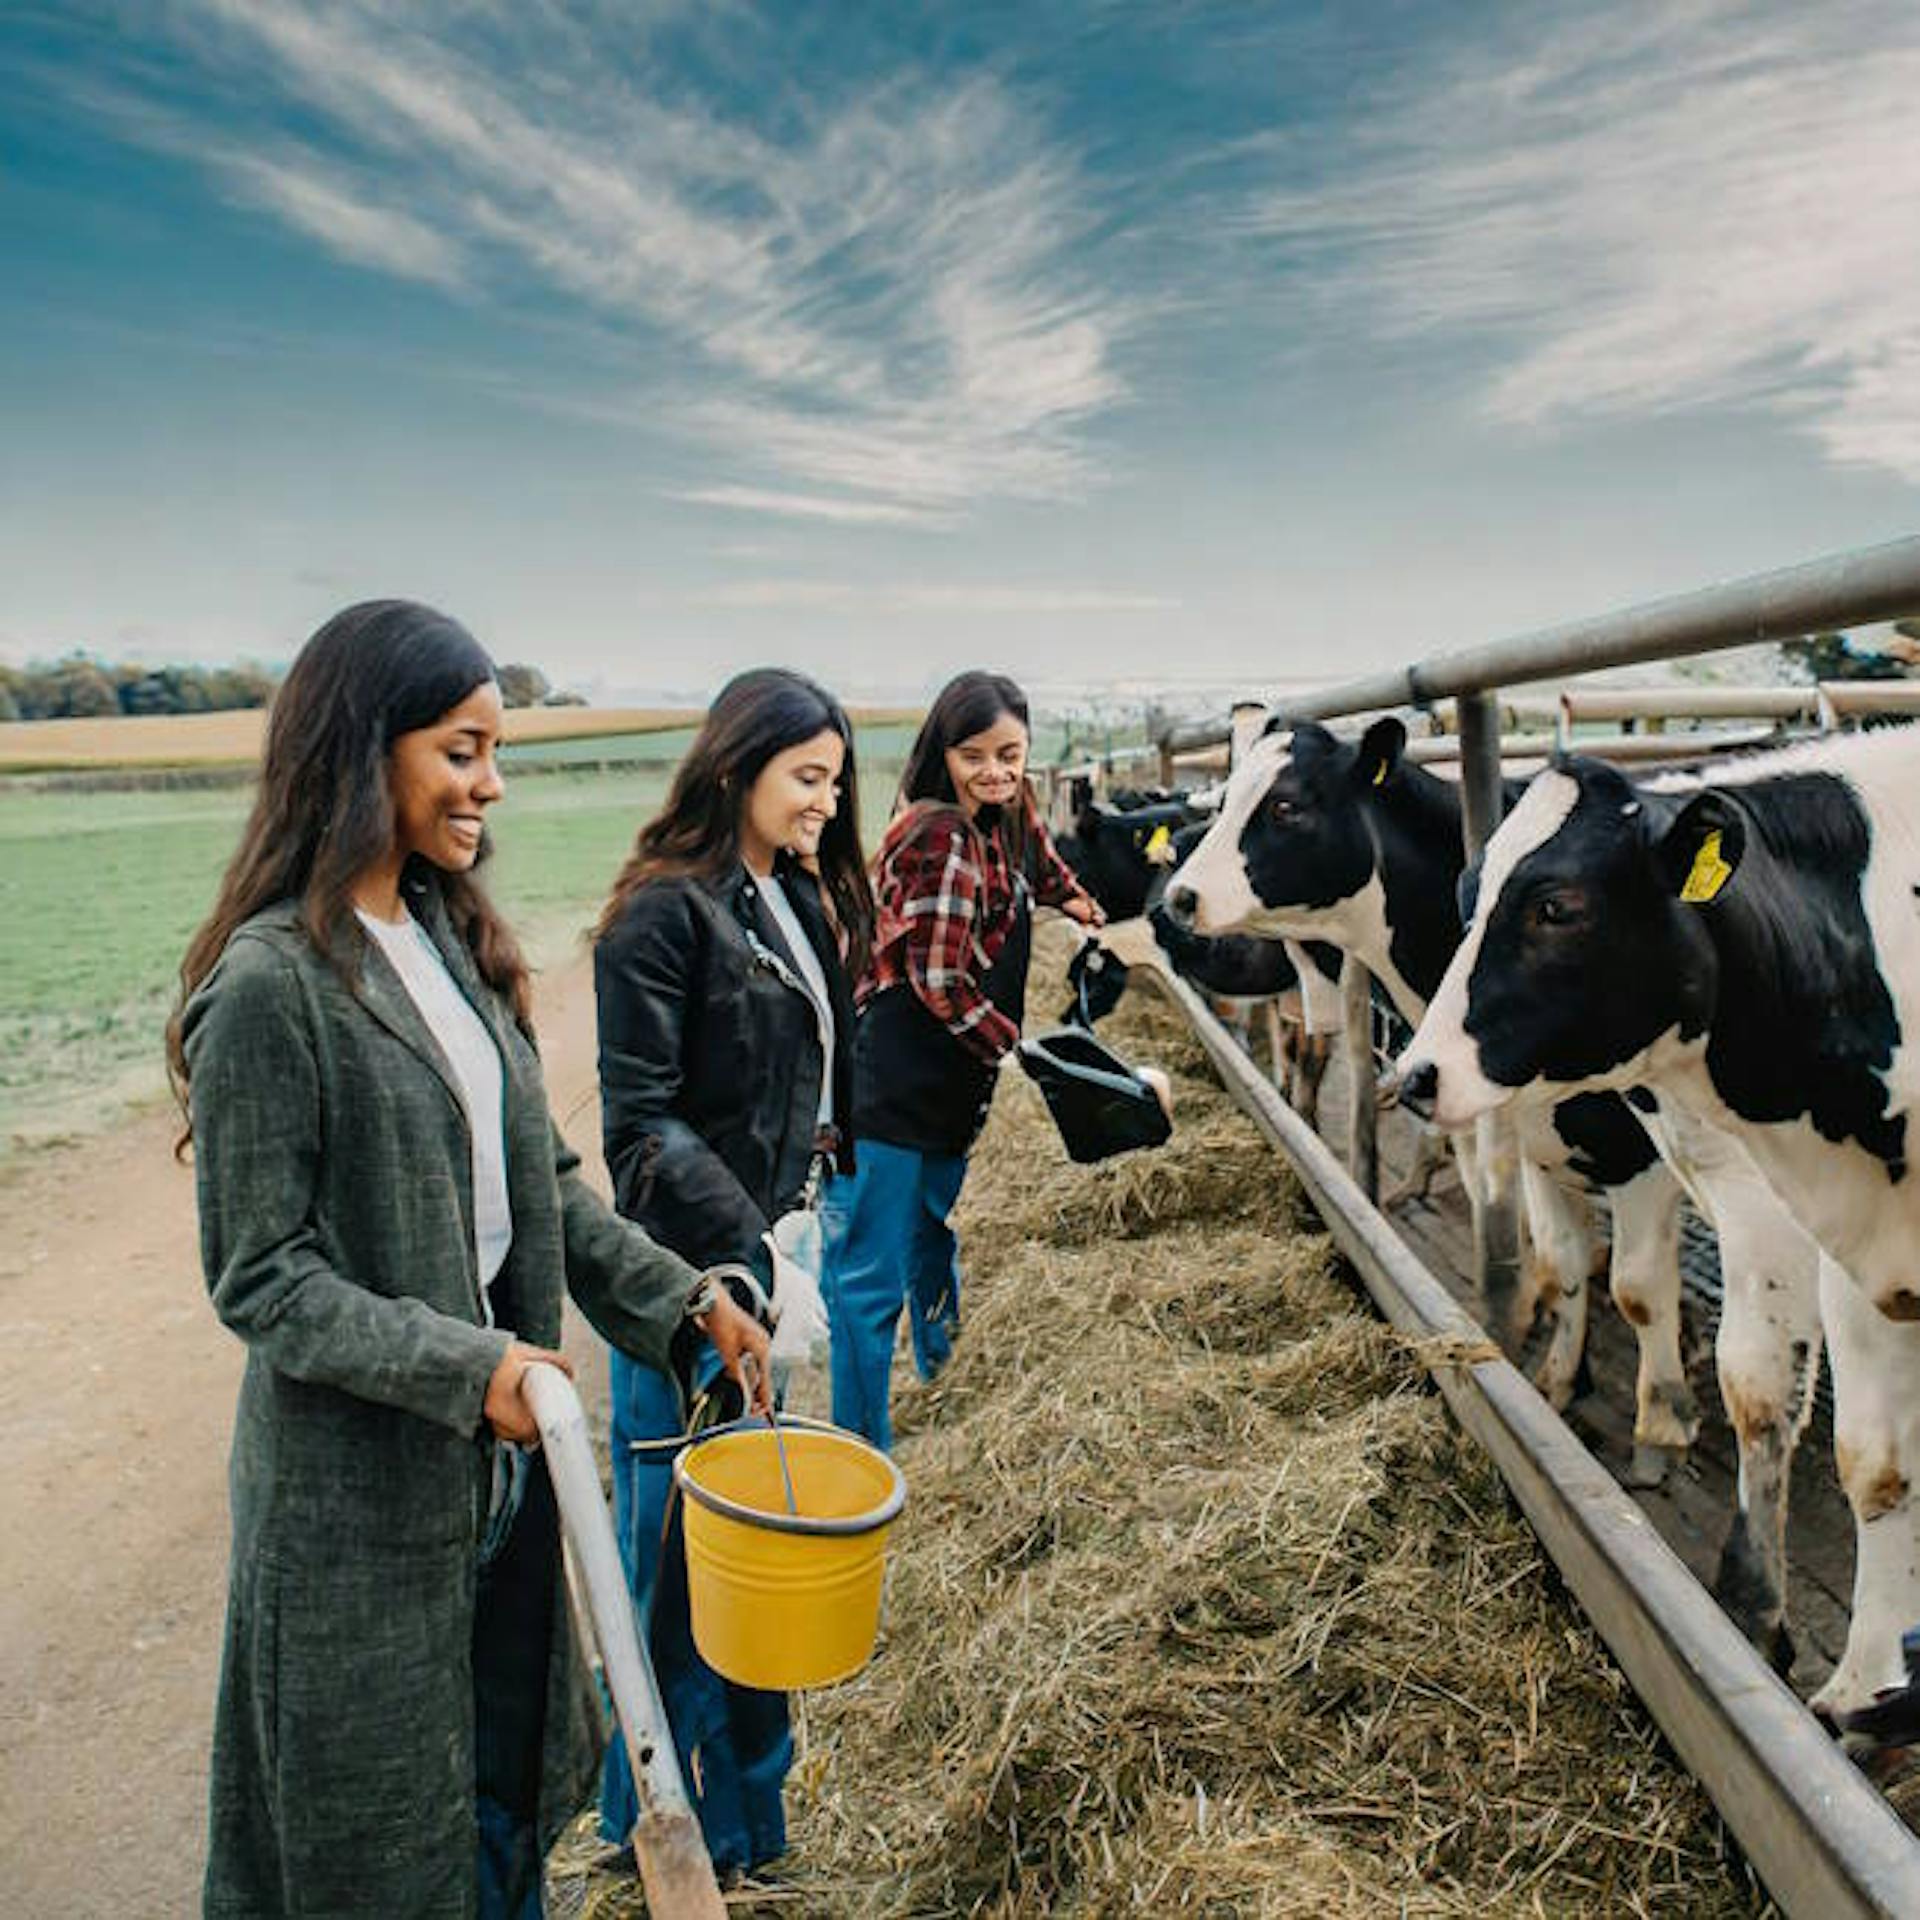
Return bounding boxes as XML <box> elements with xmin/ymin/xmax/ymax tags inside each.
<box><xmin>0</xmin><ymin>654</ymin><xmax>581</xmax><ymax>722</ymax></box>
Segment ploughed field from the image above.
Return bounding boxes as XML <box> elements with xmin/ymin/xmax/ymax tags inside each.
<box><xmin>551</xmin><ymin>925</ymin><xmax>1768</xmax><ymax>1918</ymax></box>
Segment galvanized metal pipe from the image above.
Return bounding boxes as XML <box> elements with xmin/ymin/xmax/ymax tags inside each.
<box><xmin>1282</xmin><ymin>535</ymin><xmax>1920</xmax><ymax>721</ymax></box>
<box><xmin>1152</xmin><ymin>538</ymin><xmax>1920</xmax><ymax>758</ymax></box>
<box><xmin>1407</xmin><ymin>726</ymin><xmax>1784</xmax><ymax>768</ymax></box>
<box><xmin>1454</xmin><ymin>692</ymin><xmax>1524</xmax><ymax>1340</ymax></box>
<box><xmin>1560</xmin><ymin>686</ymin><xmax>1819</xmax><ymax>725</ymax></box>
<box><xmin>1341</xmin><ymin>953</ymin><xmax>1379</xmax><ymax>1203</ymax></box>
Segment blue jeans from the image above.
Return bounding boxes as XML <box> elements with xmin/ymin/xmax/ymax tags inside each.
<box><xmin>820</xmin><ymin>1139</ymin><xmax>968</xmax><ymax>1454</ymax></box>
<box><xmin>597</xmin><ymin>1348</ymin><xmax>791</xmax><ymax>1875</ymax></box>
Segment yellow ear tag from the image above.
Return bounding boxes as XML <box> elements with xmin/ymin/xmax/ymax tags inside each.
<box><xmin>1144</xmin><ymin>823</ymin><xmax>1175</xmax><ymax>865</ymax></box>
<box><xmin>1371</xmin><ymin>761</ymin><xmax>1388</xmax><ymax>786</ymax></box>
<box><xmin>1679</xmin><ymin>828</ymin><xmax>1732</xmax><ymax>903</ymax></box>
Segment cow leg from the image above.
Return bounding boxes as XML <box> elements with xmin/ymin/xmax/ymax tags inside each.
<box><xmin>1452</xmin><ymin>1129</ymin><xmax>1536</xmax><ymax>1349</ymax></box>
<box><xmin>1811</xmin><ymin>1252</ymin><xmax>1920</xmax><ymax>1720</ymax></box>
<box><xmin>1292</xmin><ymin>1033</ymin><xmax>1330</xmax><ymax>1133</ymax></box>
<box><xmin>1264</xmin><ymin>999</ymin><xmax>1287</xmax><ymax>1093</ymax></box>
<box><xmin>1383</xmin><ymin>1122</ymin><xmax>1452</xmax><ymax>1210</ymax></box>
<box><xmin>1517</xmin><ymin>1160</ymin><xmax>1593</xmax><ymax>1411</ymax></box>
<box><xmin>1605</xmin><ymin>1163</ymin><xmax>1697</xmax><ymax>1489</ymax></box>
<box><xmin>1706</xmin><ymin>1196</ymin><xmax>1821</xmax><ymax>1670</ymax></box>
<box><xmin>1213</xmin><ymin>997</ymin><xmax>1255</xmax><ymax>1056</ymax></box>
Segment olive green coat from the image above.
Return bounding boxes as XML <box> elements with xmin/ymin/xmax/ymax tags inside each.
<box><xmin>184</xmin><ymin>887</ymin><xmax>698</xmax><ymax>1917</ymax></box>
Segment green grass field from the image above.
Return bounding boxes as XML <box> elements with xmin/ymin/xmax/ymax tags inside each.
<box><xmin>0</xmin><ymin>738</ymin><xmax>914</xmax><ymax>1155</ymax></box>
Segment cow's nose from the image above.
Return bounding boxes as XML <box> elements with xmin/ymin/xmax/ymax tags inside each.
<box><xmin>1394</xmin><ymin>1059</ymin><xmax>1438</xmax><ymax>1120</ymax></box>
<box><xmin>1164</xmin><ymin>885</ymin><xmax>1198</xmax><ymax>927</ymax></box>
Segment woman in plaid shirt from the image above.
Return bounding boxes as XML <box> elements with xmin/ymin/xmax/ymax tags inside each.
<box><xmin>821</xmin><ymin>671</ymin><xmax>1102</xmax><ymax>1450</ymax></box>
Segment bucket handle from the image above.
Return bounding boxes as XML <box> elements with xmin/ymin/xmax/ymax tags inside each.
<box><xmin>669</xmin><ymin>1423</ymin><xmax>906</xmax><ymax>1540</ymax></box>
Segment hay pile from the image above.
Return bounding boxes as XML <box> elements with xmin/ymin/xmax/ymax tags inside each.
<box><xmin>555</xmin><ymin>928</ymin><xmax>1769</xmax><ymax>1917</ymax></box>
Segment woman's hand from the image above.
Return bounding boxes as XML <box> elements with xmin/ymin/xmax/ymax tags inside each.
<box><xmin>1063</xmin><ymin>893</ymin><xmax>1106</xmax><ymax>928</ymax></box>
<box><xmin>700</xmin><ymin>1291</ymin><xmax>774</xmax><ymax>1413</ymax></box>
<box><xmin>482</xmin><ymin>1341</ymin><xmax>574</xmax><ymax>1445</ymax></box>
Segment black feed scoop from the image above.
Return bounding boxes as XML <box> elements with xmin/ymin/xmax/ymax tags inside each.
<box><xmin>1017</xmin><ymin>1025</ymin><xmax>1172</xmax><ymax>1165</ymax></box>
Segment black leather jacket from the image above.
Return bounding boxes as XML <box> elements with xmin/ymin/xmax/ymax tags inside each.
<box><xmin>594</xmin><ymin>859</ymin><xmax>855</xmax><ymax>1278</ymax></box>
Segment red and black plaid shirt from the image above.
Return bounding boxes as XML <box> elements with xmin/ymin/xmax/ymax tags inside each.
<box><xmin>860</xmin><ymin>791</ymin><xmax>1090</xmax><ymax>1061</ymax></box>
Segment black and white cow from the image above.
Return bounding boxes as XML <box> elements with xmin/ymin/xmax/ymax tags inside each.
<box><xmin>1396</xmin><ymin>726</ymin><xmax>1920</xmax><ymax>1710</ymax></box>
<box><xmin>1057</xmin><ymin>796</ymin><xmax>1206</xmax><ymax>922</ymax></box>
<box><xmin>1162</xmin><ymin>717</ymin><xmax>1697</xmax><ymax>1480</ymax></box>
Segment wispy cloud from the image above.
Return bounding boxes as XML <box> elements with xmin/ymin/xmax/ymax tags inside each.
<box><xmin>86</xmin><ymin>2</ymin><xmax>1134</xmax><ymax>519</ymax></box>
<box><xmin>686</xmin><ymin>580</ymin><xmax>1177</xmax><ymax>614</ymax></box>
<box><xmin>1244</xmin><ymin>0</ymin><xmax>1920</xmax><ymax>481</ymax></box>
<box><xmin>672</xmin><ymin>486</ymin><xmax>954</xmax><ymax>528</ymax></box>
<box><xmin>223</xmin><ymin>154</ymin><xmax>467</xmax><ymax>289</ymax></box>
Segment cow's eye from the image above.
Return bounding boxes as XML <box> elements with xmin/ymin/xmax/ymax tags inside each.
<box><xmin>1531</xmin><ymin>893</ymin><xmax>1580</xmax><ymax>930</ymax></box>
<box><xmin>1267</xmin><ymin>795</ymin><xmax>1295</xmax><ymax>825</ymax></box>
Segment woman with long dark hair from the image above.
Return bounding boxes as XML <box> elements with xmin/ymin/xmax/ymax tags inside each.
<box><xmin>822</xmin><ymin>671</ymin><xmax>1101</xmax><ymax>1452</ymax></box>
<box><xmin>591</xmin><ymin>667</ymin><xmax>872</xmax><ymax>1883</ymax></box>
<box><xmin>170</xmin><ymin>601</ymin><xmax>770</xmax><ymax>1918</ymax></box>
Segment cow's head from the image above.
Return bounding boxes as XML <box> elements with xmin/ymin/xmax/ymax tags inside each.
<box><xmin>1395</xmin><ymin>756</ymin><xmax>1729</xmax><ymax>1128</ymax></box>
<box><xmin>1161</xmin><ymin>717</ymin><xmax>1405</xmax><ymax>938</ymax></box>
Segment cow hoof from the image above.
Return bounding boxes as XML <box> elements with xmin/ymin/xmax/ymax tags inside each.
<box><xmin>1626</xmin><ymin>1441</ymin><xmax>1685</xmax><ymax>1490</ymax></box>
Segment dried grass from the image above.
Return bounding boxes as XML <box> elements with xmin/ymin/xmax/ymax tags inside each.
<box><xmin>551</xmin><ymin>924</ymin><xmax>1769</xmax><ymax>1918</ymax></box>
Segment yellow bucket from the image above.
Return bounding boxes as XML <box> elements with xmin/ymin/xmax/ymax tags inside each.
<box><xmin>673</xmin><ymin>1419</ymin><xmax>906</xmax><ymax>1690</ymax></box>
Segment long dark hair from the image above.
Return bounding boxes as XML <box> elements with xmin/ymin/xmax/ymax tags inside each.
<box><xmin>897</xmin><ymin>669</ymin><xmax>1035</xmax><ymax>868</ymax></box>
<box><xmin>166</xmin><ymin>600</ymin><xmax>530</xmax><ymax>1130</ymax></box>
<box><xmin>595</xmin><ymin>668</ymin><xmax>875</xmax><ymax>973</ymax></box>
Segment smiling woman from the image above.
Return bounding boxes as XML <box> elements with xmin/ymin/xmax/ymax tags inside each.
<box><xmin>164</xmin><ymin>599</ymin><xmax>771</xmax><ymax>1918</ymax></box>
<box><xmin>587</xmin><ymin>667</ymin><xmax>875</xmax><ymax>1880</ymax></box>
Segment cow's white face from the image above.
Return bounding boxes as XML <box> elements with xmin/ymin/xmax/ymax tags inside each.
<box><xmin>1162</xmin><ymin>731</ymin><xmax>1289</xmax><ymax>934</ymax></box>
<box><xmin>1162</xmin><ymin>719</ymin><xmax>1399</xmax><ymax>942</ymax></box>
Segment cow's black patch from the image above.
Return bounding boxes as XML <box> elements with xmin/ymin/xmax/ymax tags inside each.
<box><xmin>1060</xmin><ymin>798</ymin><xmax>1206</xmax><ymax>920</ymax></box>
<box><xmin>1552</xmin><ymin>1089</ymin><xmax>1660</xmax><ymax>1185</ymax></box>
<box><xmin>1693</xmin><ymin>772</ymin><xmax>1905</xmax><ymax>1179</ymax></box>
<box><xmin>1463</xmin><ymin>762</ymin><xmax>1715</xmax><ymax>1091</ymax></box>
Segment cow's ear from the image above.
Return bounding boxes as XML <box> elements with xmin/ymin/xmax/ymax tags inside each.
<box><xmin>1657</xmin><ymin>791</ymin><xmax>1746</xmax><ymax>905</ymax></box>
<box><xmin>1352</xmin><ymin>717</ymin><xmax>1406</xmax><ymax>790</ymax></box>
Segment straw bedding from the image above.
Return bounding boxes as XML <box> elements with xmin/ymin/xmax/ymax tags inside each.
<box><xmin>552</xmin><ymin>926</ymin><xmax>1769</xmax><ymax>1917</ymax></box>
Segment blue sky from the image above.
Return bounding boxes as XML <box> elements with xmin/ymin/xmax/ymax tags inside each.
<box><xmin>5</xmin><ymin>0</ymin><xmax>1918</xmax><ymax>702</ymax></box>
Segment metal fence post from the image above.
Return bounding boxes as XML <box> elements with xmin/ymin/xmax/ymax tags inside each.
<box><xmin>1341</xmin><ymin>952</ymin><xmax>1379</xmax><ymax>1202</ymax></box>
<box><xmin>1456</xmin><ymin>691</ymin><xmax>1525</xmax><ymax>1348</ymax></box>
<box><xmin>1229</xmin><ymin>700</ymin><xmax>1267</xmax><ymax>770</ymax></box>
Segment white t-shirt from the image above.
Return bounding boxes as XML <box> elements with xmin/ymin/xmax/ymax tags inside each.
<box><xmin>758</xmin><ymin>873</ymin><xmax>835</xmax><ymax>1130</ymax></box>
<box><xmin>356</xmin><ymin>908</ymin><xmax>513</xmax><ymax>1320</ymax></box>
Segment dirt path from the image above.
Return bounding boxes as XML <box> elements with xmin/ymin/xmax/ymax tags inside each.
<box><xmin>0</xmin><ymin>952</ymin><xmax>612</xmax><ymax>1919</ymax></box>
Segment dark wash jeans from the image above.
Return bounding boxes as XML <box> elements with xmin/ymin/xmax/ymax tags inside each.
<box><xmin>597</xmin><ymin>1347</ymin><xmax>792</xmax><ymax>1875</ymax></box>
